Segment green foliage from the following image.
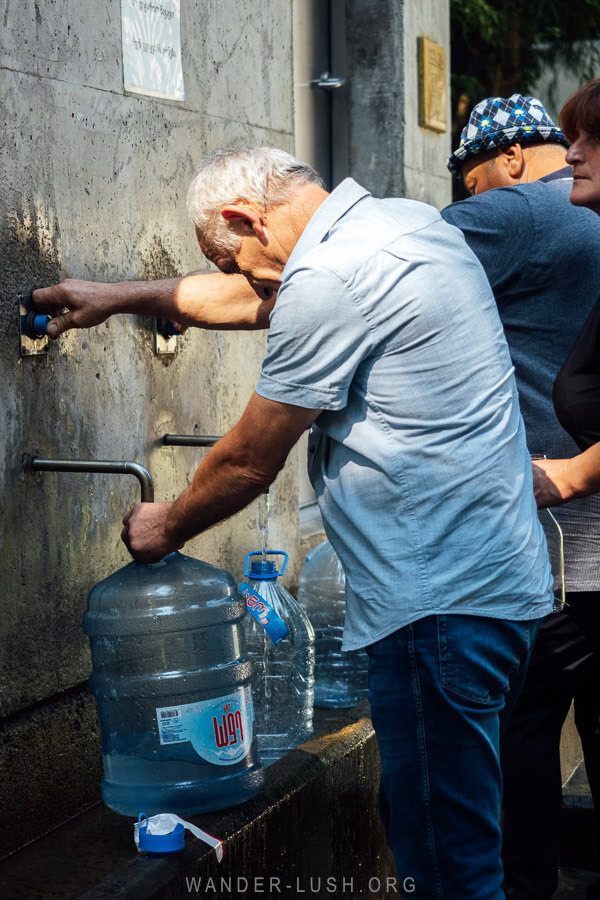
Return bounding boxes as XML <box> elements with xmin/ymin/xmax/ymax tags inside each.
<box><xmin>451</xmin><ymin>0</ymin><xmax>600</xmax><ymax>142</ymax></box>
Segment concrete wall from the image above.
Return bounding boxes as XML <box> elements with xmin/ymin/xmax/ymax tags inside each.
<box><xmin>340</xmin><ymin>0</ymin><xmax>451</xmax><ymax>208</ymax></box>
<box><xmin>0</xmin><ymin>0</ymin><xmax>298</xmax><ymax>857</ymax></box>
<box><xmin>403</xmin><ymin>0</ymin><xmax>452</xmax><ymax>208</ymax></box>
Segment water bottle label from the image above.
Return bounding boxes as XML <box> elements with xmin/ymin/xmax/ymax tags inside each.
<box><xmin>156</xmin><ymin>686</ymin><xmax>254</xmax><ymax>766</ymax></box>
<box><xmin>239</xmin><ymin>582</ymin><xmax>290</xmax><ymax>645</ymax></box>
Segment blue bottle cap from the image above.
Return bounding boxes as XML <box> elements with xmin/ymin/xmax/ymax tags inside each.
<box><xmin>138</xmin><ymin>814</ymin><xmax>185</xmax><ymax>853</ymax></box>
<box><xmin>244</xmin><ymin>551</ymin><xmax>288</xmax><ymax>580</ymax></box>
<box><xmin>249</xmin><ymin>559</ymin><xmax>278</xmax><ymax>580</ymax></box>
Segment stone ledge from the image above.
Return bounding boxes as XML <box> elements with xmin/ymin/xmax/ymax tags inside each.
<box><xmin>0</xmin><ymin>685</ymin><xmax>103</xmax><ymax>860</ymax></box>
<box><xmin>0</xmin><ymin>704</ymin><xmax>398</xmax><ymax>900</ymax></box>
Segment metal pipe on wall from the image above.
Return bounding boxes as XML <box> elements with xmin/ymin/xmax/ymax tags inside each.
<box><xmin>30</xmin><ymin>458</ymin><xmax>154</xmax><ymax>502</ymax></box>
<box><xmin>162</xmin><ymin>434</ymin><xmax>222</xmax><ymax>447</ymax></box>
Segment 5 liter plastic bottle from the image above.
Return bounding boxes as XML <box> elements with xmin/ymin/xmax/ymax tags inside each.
<box><xmin>83</xmin><ymin>551</ymin><xmax>264</xmax><ymax>816</ymax></box>
<box><xmin>297</xmin><ymin>540</ymin><xmax>369</xmax><ymax>708</ymax></box>
<box><xmin>242</xmin><ymin>551</ymin><xmax>315</xmax><ymax>765</ymax></box>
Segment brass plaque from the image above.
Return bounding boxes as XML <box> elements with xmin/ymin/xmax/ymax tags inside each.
<box><xmin>418</xmin><ymin>37</ymin><xmax>447</xmax><ymax>133</ymax></box>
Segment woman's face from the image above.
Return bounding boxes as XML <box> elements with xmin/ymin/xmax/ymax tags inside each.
<box><xmin>566</xmin><ymin>127</ymin><xmax>600</xmax><ymax>214</ymax></box>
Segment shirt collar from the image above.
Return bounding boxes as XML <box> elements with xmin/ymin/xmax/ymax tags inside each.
<box><xmin>538</xmin><ymin>165</ymin><xmax>572</xmax><ymax>183</ymax></box>
<box><xmin>281</xmin><ymin>178</ymin><xmax>371</xmax><ymax>280</ymax></box>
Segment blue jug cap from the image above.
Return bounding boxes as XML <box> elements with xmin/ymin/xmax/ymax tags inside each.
<box><xmin>138</xmin><ymin>813</ymin><xmax>185</xmax><ymax>853</ymax></box>
<box><xmin>249</xmin><ymin>559</ymin><xmax>278</xmax><ymax>579</ymax></box>
<box><xmin>244</xmin><ymin>551</ymin><xmax>288</xmax><ymax>580</ymax></box>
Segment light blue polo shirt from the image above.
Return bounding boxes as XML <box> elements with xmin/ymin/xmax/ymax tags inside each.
<box><xmin>257</xmin><ymin>178</ymin><xmax>553</xmax><ymax>650</ymax></box>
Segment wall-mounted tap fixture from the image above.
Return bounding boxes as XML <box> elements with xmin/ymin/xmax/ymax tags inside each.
<box><xmin>154</xmin><ymin>319</ymin><xmax>179</xmax><ymax>356</ymax></box>
<box><xmin>29</xmin><ymin>458</ymin><xmax>154</xmax><ymax>502</ymax></box>
<box><xmin>19</xmin><ymin>297</ymin><xmax>50</xmax><ymax>356</ymax></box>
<box><xmin>162</xmin><ymin>434</ymin><xmax>222</xmax><ymax>447</ymax></box>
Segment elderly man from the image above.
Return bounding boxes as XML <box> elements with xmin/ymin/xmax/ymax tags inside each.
<box><xmin>443</xmin><ymin>95</ymin><xmax>600</xmax><ymax>900</ymax></box>
<box><xmin>34</xmin><ymin>147</ymin><xmax>553</xmax><ymax>897</ymax></box>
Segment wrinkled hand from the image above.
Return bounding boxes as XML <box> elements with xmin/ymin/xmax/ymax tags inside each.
<box><xmin>32</xmin><ymin>279</ymin><xmax>118</xmax><ymax>338</ymax></box>
<box><xmin>532</xmin><ymin>459</ymin><xmax>572</xmax><ymax>508</ymax></box>
<box><xmin>121</xmin><ymin>501</ymin><xmax>184</xmax><ymax>563</ymax></box>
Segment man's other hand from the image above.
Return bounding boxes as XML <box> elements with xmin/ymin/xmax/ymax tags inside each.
<box><xmin>121</xmin><ymin>501</ymin><xmax>184</xmax><ymax>563</ymax></box>
<box><xmin>532</xmin><ymin>459</ymin><xmax>573</xmax><ymax>508</ymax></box>
<box><xmin>32</xmin><ymin>279</ymin><xmax>120</xmax><ymax>337</ymax></box>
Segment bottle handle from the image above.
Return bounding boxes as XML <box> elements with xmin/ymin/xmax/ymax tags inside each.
<box><xmin>244</xmin><ymin>550</ymin><xmax>288</xmax><ymax>576</ymax></box>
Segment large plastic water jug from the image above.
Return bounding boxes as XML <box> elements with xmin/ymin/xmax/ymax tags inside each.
<box><xmin>82</xmin><ymin>551</ymin><xmax>264</xmax><ymax>816</ymax></box>
<box><xmin>297</xmin><ymin>540</ymin><xmax>369</xmax><ymax>708</ymax></box>
<box><xmin>242</xmin><ymin>551</ymin><xmax>315</xmax><ymax>765</ymax></box>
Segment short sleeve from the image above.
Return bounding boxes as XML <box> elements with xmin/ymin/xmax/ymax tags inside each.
<box><xmin>256</xmin><ymin>263</ymin><xmax>375</xmax><ymax>410</ymax></box>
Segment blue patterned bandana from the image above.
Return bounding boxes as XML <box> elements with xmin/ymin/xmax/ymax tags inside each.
<box><xmin>447</xmin><ymin>94</ymin><xmax>568</xmax><ymax>175</ymax></box>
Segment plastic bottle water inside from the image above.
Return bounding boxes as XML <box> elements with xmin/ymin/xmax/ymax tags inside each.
<box><xmin>242</xmin><ymin>551</ymin><xmax>315</xmax><ymax>765</ymax></box>
<box><xmin>83</xmin><ymin>551</ymin><xmax>264</xmax><ymax>816</ymax></box>
<box><xmin>297</xmin><ymin>540</ymin><xmax>369</xmax><ymax>708</ymax></box>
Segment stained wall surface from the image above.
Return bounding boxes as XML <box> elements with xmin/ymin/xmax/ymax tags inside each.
<box><xmin>0</xmin><ymin>0</ymin><xmax>298</xmax><ymax>856</ymax></box>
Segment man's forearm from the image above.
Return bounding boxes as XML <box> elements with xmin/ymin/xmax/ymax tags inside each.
<box><xmin>166</xmin><ymin>437</ymin><xmax>279</xmax><ymax>544</ymax></box>
<box><xmin>123</xmin><ymin>273</ymin><xmax>273</xmax><ymax>329</ymax></box>
<box><xmin>562</xmin><ymin>443</ymin><xmax>600</xmax><ymax>499</ymax></box>
<box><xmin>121</xmin><ymin>393</ymin><xmax>319</xmax><ymax>563</ymax></box>
<box><xmin>33</xmin><ymin>272</ymin><xmax>273</xmax><ymax>335</ymax></box>
<box><xmin>533</xmin><ymin>444</ymin><xmax>600</xmax><ymax>507</ymax></box>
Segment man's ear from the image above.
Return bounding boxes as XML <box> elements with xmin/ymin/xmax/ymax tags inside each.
<box><xmin>221</xmin><ymin>205</ymin><xmax>267</xmax><ymax>242</ymax></box>
<box><xmin>498</xmin><ymin>143</ymin><xmax>525</xmax><ymax>179</ymax></box>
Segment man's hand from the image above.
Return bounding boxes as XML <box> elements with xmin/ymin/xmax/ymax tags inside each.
<box><xmin>121</xmin><ymin>501</ymin><xmax>184</xmax><ymax>563</ymax></box>
<box><xmin>532</xmin><ymin>458</ymin><xmax>579</xmax><ymax>508</ymax></box>
<box><xmin>32</xmin><ymin>279</ymin><xmax>125</xmax><ymax>337</ymax></box>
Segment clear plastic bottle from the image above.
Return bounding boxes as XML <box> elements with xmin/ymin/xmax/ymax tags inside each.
<box><xmin>297</xmin><ymin>540</ymin><xmax>369</xmax><ymax>708</ymax></box>
<box><xmin>83</xmin><ymin>551</ymin><xmax>264</xmax><ymax>816</ymax></box>
<box><xmin>242</xmin><ymin>551</ymin><xmax>315</xmax><ymax>765</ymax></box>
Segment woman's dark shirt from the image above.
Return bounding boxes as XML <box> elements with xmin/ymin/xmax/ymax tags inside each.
<box><xmin>553</xmin><ymin>296</ymin><xmax>600</xmax><ymax>450</ymax></box>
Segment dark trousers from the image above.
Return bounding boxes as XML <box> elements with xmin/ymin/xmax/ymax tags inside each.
<box><xmin>501</xmin><ymin>592</ymin><xmax>600</xmax><ymax>899</ymax></box>
<box><xmin>367</xmin><ymin>614</ymin><xmax>541</xmax><ymax>899</ymax></box>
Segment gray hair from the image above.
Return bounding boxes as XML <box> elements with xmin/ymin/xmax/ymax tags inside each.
<box><xmin>186</xmin><ymin>147</ymin><xmax>325</xmax><ymax>257</ymax></box>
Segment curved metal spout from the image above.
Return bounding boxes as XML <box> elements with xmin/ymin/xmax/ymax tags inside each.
<box><xmin>30</xmin><ymin>458</ymin><xmax>154</xmax><ymax>502</ymax></box>
<box><xmin>162</xmin><ymin>434</ymin><xmax>223</xmax><ymax>447</ymax></box>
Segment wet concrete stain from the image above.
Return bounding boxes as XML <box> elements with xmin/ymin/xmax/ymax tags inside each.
<box><xmin>0</xmin><ymin>203</ymin><xmax>65</xmax><ymax>348</ymax></box>
<box><xmin>138</xmin><ymin>234</ymin><xmax>187</xmax><ymax>368</ymax></box>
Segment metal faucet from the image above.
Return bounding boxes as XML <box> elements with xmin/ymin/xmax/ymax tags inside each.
<box><xmin>29</xmin><ymin>458</ymin><xmax>154</xmax><ymax>502</ymax></box>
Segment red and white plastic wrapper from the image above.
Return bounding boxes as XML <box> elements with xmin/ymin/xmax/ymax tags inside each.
<box><xmin>133</xmin><ymin>813</ymin><xmax>224</xmax><ymax>861</ymax></box>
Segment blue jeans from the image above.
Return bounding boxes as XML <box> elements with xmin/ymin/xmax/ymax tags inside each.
<box><xmin>366</xmin><ymin>614</ymin><xmax>541</xmax><ymax>899</ymax></box>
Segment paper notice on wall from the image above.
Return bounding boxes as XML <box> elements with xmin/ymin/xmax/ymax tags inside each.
<box><xmin>121</xmin><ymin>0</ymin><xmax>184</xmax><ymax>101</ymax></box>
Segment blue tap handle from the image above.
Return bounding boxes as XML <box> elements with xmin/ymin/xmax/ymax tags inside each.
<box><xmin>32</xmin><ymin>314</ymin><xmax>50</xmax><ymax>335</ymax></box>
<box><xmin>21</xmin><ymin>312</ymin><xmax>51</xmax><ymax>339</ymax></box>
<box><xmin>244</xmin><ymin>550</ymin><xmax>288</xmax><ymax>577</ymax></box>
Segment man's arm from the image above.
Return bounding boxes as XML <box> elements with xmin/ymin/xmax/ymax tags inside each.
<box><xmin>533</xmin><ymin>446</ymin><xmax>600</xmax><ymax>507</ymax></box>
<box><xmin>32</xmin><ymin>272</ymin><xmax>274</xmax><ymax>337</ymax></box>
<box><xmin>121</xmin><ymin>392</ymin><xmax>320</xmax><ymax>562</ymax></box>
